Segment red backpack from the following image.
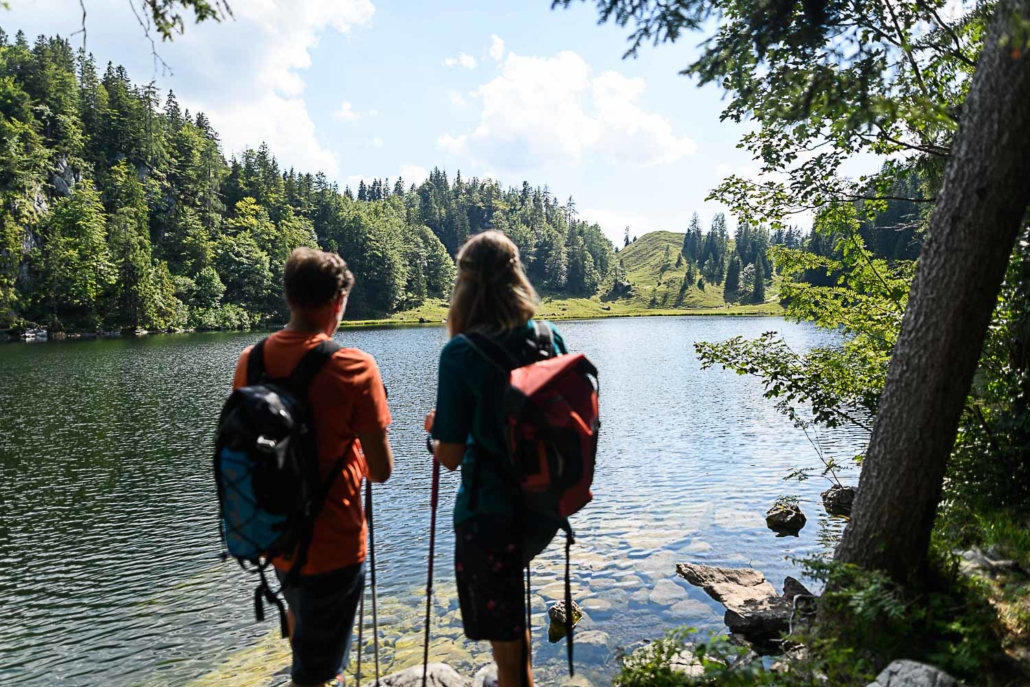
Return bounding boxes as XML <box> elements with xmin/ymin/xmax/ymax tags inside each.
<box><xmin>464</xmin><ymin>322</ymin><xmax>599</xmax><ymax>523</ymax></box>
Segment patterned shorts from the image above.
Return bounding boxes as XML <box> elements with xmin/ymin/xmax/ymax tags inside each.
<box><xmin>454</xmin><ymin>517</ymin><xmax>527</xmax><ymax>642</ymax></box>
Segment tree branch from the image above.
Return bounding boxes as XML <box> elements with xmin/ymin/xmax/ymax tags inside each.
<box><xmin>883</xmin><ymin>0</ymin><xmax>930</xmax><ymax>97</ymax></box>
<box><xmin>69</xmin><ymin>0</ymin><xmax>87</xmax><ymax>49</ymax></box>
<box><xmin>916</xmin><ymin>0</ymin><xmax>978</xmax><ymax>68</ymax></box>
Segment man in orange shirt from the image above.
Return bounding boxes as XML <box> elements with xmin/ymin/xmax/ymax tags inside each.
<box><xmin>232</xmin><ymin>247</ymin><xmax>393</xmax><ymax>687</ymax></box>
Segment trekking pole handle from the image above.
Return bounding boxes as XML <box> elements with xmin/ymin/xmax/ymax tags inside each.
<box><xmin>425</xmin><ymin>434</ymin><xmax>434</xmax><ymax>455</ymax></box>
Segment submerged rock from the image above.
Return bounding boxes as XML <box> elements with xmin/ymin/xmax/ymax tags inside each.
<box><xmin>572</xmin><ymin>630</ymin><xmax>613</xmax><ymax>663</ymax></box>
<box><xmin>766</xmin><ymin>502</ymin><xmax>807</xmax><ymax>533</ymax></box>
<box><xmin>866</xmin><ymin>659</ymin><xmax>959</xmax><ymax>687</ymax></box>
<box><xmin>365</xmin><ymin>662</ymin><xmax>470</xmax><ymax>687</ymax></box>
<box><xmin>821</xmin><ymin>485</ymin><xmax>856</xmax><ymax>516</ymax></box>
<box><xmin>649</xmin><ymin>579</ymin><xmax>689</xmax><ymax>606</ymax></box>
<box><xmin>621</xmin><ymin>641</ymin><xmax>705</xmax><ymax>678</ymax></box>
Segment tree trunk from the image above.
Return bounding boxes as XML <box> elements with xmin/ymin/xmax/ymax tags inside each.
<box><xmin>834</xmin><ymin>0</ymin><xmax>1030</xmax><ymax>582</ymax></box>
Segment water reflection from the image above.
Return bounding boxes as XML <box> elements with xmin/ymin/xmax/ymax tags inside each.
<box><xmin>0</xmin><ymin>317</ymin><xmax>865</xmax><ymax>685</ymax></box>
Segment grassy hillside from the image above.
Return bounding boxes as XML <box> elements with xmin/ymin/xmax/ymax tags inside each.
<box><xmin>617</xmin><ymin>230</ymin><xmax>782</xmax><ymax>310</ymax></box>
<box><xmin>342</xmin><ymin>230</ymin><xmax>784</xmax><ymax>327</ymax></box>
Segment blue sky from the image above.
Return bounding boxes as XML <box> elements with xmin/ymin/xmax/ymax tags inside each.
<box><xmin>4</xmin><ymin>0</ymin><xmax>867</xmax><ymax>242</ymax></box>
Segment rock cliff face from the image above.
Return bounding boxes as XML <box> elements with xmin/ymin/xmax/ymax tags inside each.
<box><xmin>50</xmin><ymin>154</ymin><xmax>81</xmax><ymax>197</ymax></box>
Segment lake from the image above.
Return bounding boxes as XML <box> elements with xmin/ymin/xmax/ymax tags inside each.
<box><xmin>0</xmin><ymin>316</ymin><xmax>865</xmax><ymax>686</ymax></box>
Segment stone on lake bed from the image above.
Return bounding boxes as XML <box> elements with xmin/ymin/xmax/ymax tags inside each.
<box><xmin>668</xmin><ymin>598</ymin><xmax>717</xmax><ymax>619</ymax></box>
<box><xmin>714</xmin><ymin>508</ymin><xmax>768</xmax><ymax>530</ymax></box>
<box><xmin>580</xmin><ymin>597</ymin><xmax>613</xmax><ymax>614</ymax></box>
<box><xmin>765</xmin><ymin>502</ymin><xmax>807</xmax><ymax>532</ymax></box>
<box><xmin>571</xmin><ymin>630</ymin><xmax>613</xmax><ymax>663</ymax></box>
<box><xmin>622</xmin><ymin>641</ymin><xmax>705</xmax><ymax>678</ymax></box>
<box><xmin>363</xmin><ymin>662</ymin><xmax>469</xmax><ymax>687</ymax></box>
<box><xmin>649</xmin><ymin>578</ymin><xmax>689</xmax><ymax>606</ymax></box>
<box><xmin>683</xmin><ymin>539</ymin><xmax>713</xmax><ymax>553</ymax></box>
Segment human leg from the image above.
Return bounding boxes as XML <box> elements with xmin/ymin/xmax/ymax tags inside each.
<box><xmin>276</xmin><ymin>563</ymin><xmax>365</xmax><ymax>686</ymax></box>
<box><xmin>455</xmin><ymin>517</ymin><xmax>533</xmax><ymax>685</ymax></box>
<box><xmin>491</xmin><ymin>633</ymin><xmax>534</xmax><ymax>687</ymax></box>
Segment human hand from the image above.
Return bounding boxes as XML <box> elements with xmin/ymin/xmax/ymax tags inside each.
<box><xmin>424</xmin><ymin>410</ymin><xmax>436</xmax><ymax>433</ymax></box>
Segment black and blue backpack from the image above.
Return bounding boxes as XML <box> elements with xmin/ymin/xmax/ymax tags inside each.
<box><xmin>213</xmin><ymin>337</ymin><xmax>347</xmax><ymax>636</ymax></box>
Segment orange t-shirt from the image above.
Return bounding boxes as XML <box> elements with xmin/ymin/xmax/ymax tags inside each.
<box><xmin>232</xmin><ymin>330</ymin><xmax>392</xmax><ymax>575</ymax></box>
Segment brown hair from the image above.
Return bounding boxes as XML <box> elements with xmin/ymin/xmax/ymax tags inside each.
<box><xmin>447</xmin><ymin>230</ymin><xmax>538</xmax><ymax>337</ymax></box>
<box><xmin>283</xmin><ymin>247</ymin><xmax>355</xmax><ymax>309</ymax></box>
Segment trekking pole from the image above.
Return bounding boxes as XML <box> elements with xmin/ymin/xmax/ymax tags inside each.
<box><xmin>356</xmin><ymin>575</ymin><xmax>364</xmax><ymax>686</ymax></box>
<box><xmin>422</xmin><ymin>435</ymin><xmax>440</xmax><ymax>687</ymax></box>
<box><xmin>366</xmin><ymin>479</ymin><xmax>381</xmax><ymax>685</ymax></box>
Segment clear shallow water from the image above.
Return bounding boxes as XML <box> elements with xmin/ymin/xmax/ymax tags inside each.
<box><xmin>0</xmin><ymin>317</ymin><xmax>866</xmax><ymax>686</ymax></box>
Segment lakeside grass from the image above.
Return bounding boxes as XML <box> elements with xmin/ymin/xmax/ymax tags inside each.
<box><xmin>339</xmin><ymin>296</ymin><xmax>784</xmax><ymax>329</ymax></box>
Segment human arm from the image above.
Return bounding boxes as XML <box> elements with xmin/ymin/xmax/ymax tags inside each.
<box><xmin>427</xmin><ymin>341</ymin><xmax>472</xmax><ymax>472</ymax></box>
<box><xmin>359</xmin><ymin>429</ymin><xmax>394</xmax><ymax>483</ymax></box>
<box><xmin>424</xmin><ymin>411</ymin><xmax>464</xmax><ymax>471</ymax></box>
<box><xmin>351</xmin><ymin>354</ymin><xmax>394</xmax><ymax>483</ymax></box>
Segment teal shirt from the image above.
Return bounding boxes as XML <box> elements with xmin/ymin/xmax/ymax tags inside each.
<box><xmin>432</xmin><ymin>320</ymin><xmax>568</xmax><ymax>530</ymax></box>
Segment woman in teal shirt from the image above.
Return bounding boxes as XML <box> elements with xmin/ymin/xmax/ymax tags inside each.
<box><xmin>425</xmin><ymin>230</ymin><xmax>565</xmax><ymax>687</ymax></box>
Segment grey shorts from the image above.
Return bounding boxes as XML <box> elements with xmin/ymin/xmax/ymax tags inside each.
<box><xmin>277</xmin><ymin>562</ymin><xmax>365</xmax><ymax>685</ymax></box>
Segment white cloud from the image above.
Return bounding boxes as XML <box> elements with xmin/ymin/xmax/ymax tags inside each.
<box><xmin>443</xmin><ymin>52</ymin><xmax>478</xmax><ymax>70</ymax></box>
<box><xmin>438</xmin><ymin>49</ymin><xmax>695</xmax><ymax>171</ymax></box>
<box><xmin>370</xmin><ymin>136</ymin><xmax>384</xmax><ymax>148</ymax></box>
<box><xmin>190</xmin><ymin>0</ymin><xmax>376</xmax><ymax>176</ymax></box>
<box><xmin>7</xmin><ymin>0</ymin><xmax>376</xmax><ymax>178</ymax></box>
<box><xmin>334</xmin><ymin>101</ymin><xmax>361</xmax><ymax>121</ymax></box>
<box><xmin>347</xmin><ymin>175</ymin><xmax>374</xmax><ymax>189</ymax></box>
<box><xmin>447</xmin><ymin>90</ymin><xmax>469</xmax><ymax>107</ymax></box>
<box><xmin>399</xmin><ymin>164</ymin><xmax>430</xmax><ymax>186</ymax></box>
<box><xmin>489</xmin><ymin>35</ymin><xmax>505</xmax><ymax>62</ymax></box>
<box><xmin>197</xmin><ymin>95</ymin><xmax>340</xmax><ymax>176</ymax></box>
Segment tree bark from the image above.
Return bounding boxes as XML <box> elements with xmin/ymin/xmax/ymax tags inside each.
<box><xmin>834</xmin><ymin>0</ymin><xmax>1030</xmax><ymax>582</ymax></box>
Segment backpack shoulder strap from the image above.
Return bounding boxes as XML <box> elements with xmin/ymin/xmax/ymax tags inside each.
<box><xmin>532</xmin><ymin>320</ymin><xmax>555</xmax><ymax>359</ymax></box>
<box><xmin>288</xmin><ymin>338</ymin><xmax>343</xmax><ymax>395</ymax></box>
<box><xmin>462</xmin><ymin>332</ymin><xmax>519</xmax><ymax>373</ymax></box>
<box><xmin>246</xmin><ymin>338</ymin><xmax>268</xmax><ymax>385</ymax></box>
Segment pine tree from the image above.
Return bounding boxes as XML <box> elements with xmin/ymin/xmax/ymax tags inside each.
<box><xmin>724</xmin><ymin>255</ymin><xmax>741</xmax><ymax>297</ymax></box>
<box><xmin>751</xmin><ymin>258</ymin><xmax>766</xmax><ymax>303</ymax></box>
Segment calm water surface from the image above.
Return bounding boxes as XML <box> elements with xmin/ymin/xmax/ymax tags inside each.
<box><xmin>0</xmin><ymin>317</ymin><xmax>865</xmax><ymax>685</ymax></box>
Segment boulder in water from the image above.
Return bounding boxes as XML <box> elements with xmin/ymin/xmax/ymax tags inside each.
<box><xmin>766</xmin><ymin>502</ymin><xmax>807</xmax><ymax>533</ymax></box>
<box><xmin>676</xmin><ymin>563</ymin><xmax>778</xmax><ymax>611</ymax></box>
<box><xmin>676</xmin><ymin>563</ymin><xmax>801</xmax><ymax>649</ymax></box>
<box><xmin>821</xmin><ymin>485</ymin><xmax>856</xmax><ymax>516</ymax></box>
<box><xmin>547</xmin><ymin>599</ymin><xmax>582</xmax><ymax>642</ymax></box>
